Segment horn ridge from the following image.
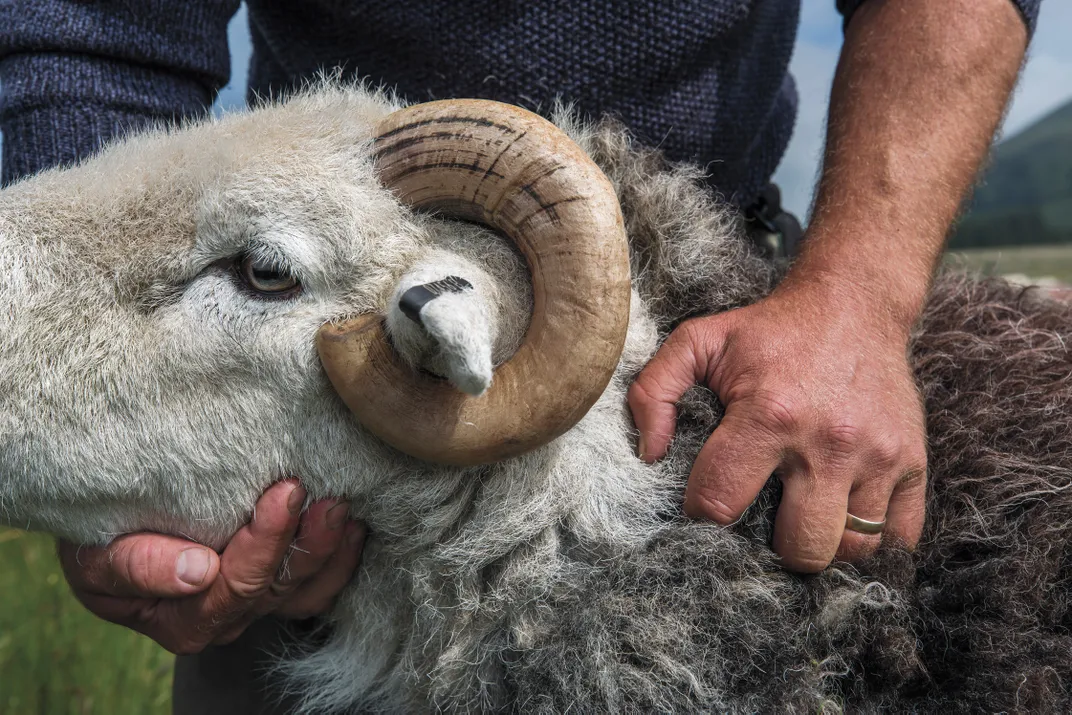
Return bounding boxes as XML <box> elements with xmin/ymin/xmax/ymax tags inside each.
<box><xmin>316</xmin><ymin>99</ymin><xmax>632</xmax><ymax>466</ymax></box>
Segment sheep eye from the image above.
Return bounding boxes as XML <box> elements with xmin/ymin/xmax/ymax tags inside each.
<box><xmin>239</xmin><ymin>255</ymin><xmax>300</xmax><ymax>296</ymax></box>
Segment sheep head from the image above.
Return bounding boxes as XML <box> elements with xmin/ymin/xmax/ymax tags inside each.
<box><xmin>0</xmin><ymin>88</ymin><xmax>633</xmax><ymax>546</ymax></box>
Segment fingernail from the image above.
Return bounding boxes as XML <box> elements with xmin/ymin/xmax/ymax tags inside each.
<box><xmin>287</xmin><ymin>485</ymin><xmax>307</xmax><ymax>515</ymax></box>
<box><xmin>326</xmin><ymin>501</ymin><xmax>350</xmax><ymax>530</ymax></box>
<box><xmin>177</xmin><ymin>548</ymin><xmax>211</xmax><ymax>586</ymax></box>
<box><xmin>637</xmin><ymin>435</ymin><xmax>647</xmax><ymax>460</ymax></box>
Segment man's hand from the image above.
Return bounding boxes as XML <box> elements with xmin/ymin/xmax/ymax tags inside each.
<box><xmin>58</xmin><ymin>480</ymin><xmax>365</xmax><ymax>655</ymax></box>
<box><xmin>628</xmin><ymin>0</ymin><xmax>1028</xmax><ymax>572</ymax></box>
<box><xmin>630</xmin><ymin>280</ymin><xmax>927</xmax><ymax>572</ymax></box>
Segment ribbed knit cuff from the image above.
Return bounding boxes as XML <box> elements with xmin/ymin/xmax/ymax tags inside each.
<box><xmin>837</xmin><ymin>0</ymin><xmax>1040</xmax><ymax>36</ymax></box>
<box><xmin>2</xmin><ymin>105</ymin><xmax>166</xmax><ymax>185</ymax></box>
<box><xmin>0</xmin><ymin>1</ymin><xmax>239</xmax><ymax>86</ymax></box>
<box><xmin>0</xmin><ymin>53</ymin><xmax>213</xmax><ymax>185</ymax></box>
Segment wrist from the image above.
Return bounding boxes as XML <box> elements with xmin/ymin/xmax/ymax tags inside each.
<box><xmin>777</xmin><ymin>231</ymin><xmax>934</xmax><ymax>338</ymax></box>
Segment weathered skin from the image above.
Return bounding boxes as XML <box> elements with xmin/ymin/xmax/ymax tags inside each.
<box><xmin>2</xmin><ymin>86</ymin><xmax>1071</xmax><ymax>712</ymax></box>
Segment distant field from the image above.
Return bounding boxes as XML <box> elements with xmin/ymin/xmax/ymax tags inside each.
<box><xmin>946</xmin><ymin>243</ymin><xmax>1072</xmax><ymax>284</ymax></box>
<box><xmin>0</xmin><ymin>529</ymin><xmax>173</xmax><ymax>715</ymax></box>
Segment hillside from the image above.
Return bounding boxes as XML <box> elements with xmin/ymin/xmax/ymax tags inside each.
<box><xmin>950</xmin><ymin>100</ymin><xmax>1072</xmax><ymax>248</ymax></box>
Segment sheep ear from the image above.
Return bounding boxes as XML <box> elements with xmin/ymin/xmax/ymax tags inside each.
<box><xmin>391</xmin><ymin>276</ymin><xmax>493</xmax><ymax>396</ymax></box>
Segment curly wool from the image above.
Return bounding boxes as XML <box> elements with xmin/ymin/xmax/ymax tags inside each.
<box><xmin>283</xmin><ymin>112</ymin><xmax>1072</xmax><ymax>713</ymax></box>
<box><xmin>500</xmin><ymin>168</ymin><xmax>1072</xmax><ymax>712</ymax></box>
<box><xmin>474</xmin><ymin>292</ymin><xmax>1072</xmax><ymax>713</ymax></box>
<box><xmin>3</xmin><ymin>85</ymin><xmax>1070</xmax><ymax>712</ymax></box>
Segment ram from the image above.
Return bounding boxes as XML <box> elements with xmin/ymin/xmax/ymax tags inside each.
<box><xmin>1</xmin><ymin>85</ymin><xmax>1070</xmax><ymax>713</ymax></box>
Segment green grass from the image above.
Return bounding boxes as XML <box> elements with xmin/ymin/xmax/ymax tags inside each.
<box><xmin>946</xmin><ymin>243</ymin><xmax>1072</xmax><ymax>284</ymax></box>
<box><xmin>0</xmin><ymin>528</ymin><xmax>174</xmax><ymax>715</ymax></box>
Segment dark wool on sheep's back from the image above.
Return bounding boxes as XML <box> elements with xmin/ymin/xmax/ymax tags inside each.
<box><xmin>243</xmin><ymin>120</ymin><xmax>1072</xmax><ymax>713</ymax></box>
<box><xmin>483</xmin><ymin>127</ymin><xmax>1072</xmax><ymax>712</ymax></box>
<box><xmin>0</xmin><ymin>0</ymin><xmax>1042</xmax><ymax>200</ymax></box>
<box><xmin>511</xmin><ymin>290</ymin><xmax>1072</xmax><ymax>711</ymax></box>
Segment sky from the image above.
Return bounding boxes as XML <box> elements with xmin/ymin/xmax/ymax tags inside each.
<box><xmin>4</xmin><ymin>2</ymin><xmax>1072</xmax><ymax>218</ymax></box>
<box><xmin>771</xmin><ymin>1</ymin><xmax>1072</xmax><ymax>217</ymax></box>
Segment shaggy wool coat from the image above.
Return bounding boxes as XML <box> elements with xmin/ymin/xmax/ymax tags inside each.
<box><xmin>0</xmin><ymin>86</ymin><xmax>1070</xmax><ymax>712</ymax></box>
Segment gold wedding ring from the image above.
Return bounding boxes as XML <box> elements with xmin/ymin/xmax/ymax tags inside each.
<box><xmin>845</xmin><ymin>513</ymin><xmax>886</xmax><ymax>535</ymax></box>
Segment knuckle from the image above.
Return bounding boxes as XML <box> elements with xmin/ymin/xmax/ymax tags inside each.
<box><xmin>277</xmin><ymin>545</ymin><xmax>324</xmax><ymax>584</ymax></box>
<box><xmin>823</xmin><ymin>421</ymin><xmax>865</xmax><ymax>459</ymax></box>
<box><xmin>685</xmin><ymin>487</ymin><xmax>742</xmax><ymax>525</ymax></box>
<box><xmin>225</xmin><ymin>574</ymin><xmax>272</xmax><ymax>602</ymax></box>
<box><xmin>906</xmin><ymin>442</ymin><xmax>929</xmax><ymax>472</ymax></box>
<box><xmin>627</xmin><ymin>379</ymin><xmax>655</xmax><ymax>408</ymax></box>
<box><xmin>678</xmin><ymin>316</ymin><xmax>711</xmax><ymax>346</ymax></box>
<box><xmin>636</xmin><ymin>350</ymin><xmax>688</xmax><ymax>394</ymax></box>
<box><xmin>123</xmin><ymin>544</ymin><xmax>159</xmax><ymax>593</ymax></box>
<box><xmin>900</xmin><ymin>459</ymin><xmax>929</xmax><ymax>489</ymax></box>
<box><xmin>749</xmin><ymin>391</ymin><xmax>803</xmax><ymax>436</ymax></box>
<box><xmin>869</xmin><ymin>436</ymin><xmax>902</xmax><ymax>473</ymax></box>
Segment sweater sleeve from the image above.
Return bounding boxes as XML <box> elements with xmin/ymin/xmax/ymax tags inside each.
<box><xmin>837</xmin><ymin>0</ymin><xmax>1042</xmax><ymax>36</ymax></box>
<box><xmin>0</xmin><ymin>0</ymin><xmax>240</xmax><ymax>185</ymax></box>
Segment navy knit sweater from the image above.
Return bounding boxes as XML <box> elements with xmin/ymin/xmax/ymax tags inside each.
<box><xmin>0</xmin><ymin>1</ymin><xmax>1041</xmax><ymax>204</ymax></box>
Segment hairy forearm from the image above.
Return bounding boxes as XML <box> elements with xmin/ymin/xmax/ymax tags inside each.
<box><xmin>788</xmin><ymin>0</ymin><xmax>1028</xmax><ymax>331</ymax></box>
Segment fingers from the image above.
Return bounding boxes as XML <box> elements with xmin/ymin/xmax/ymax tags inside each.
<box><xmin>629</xmin><ymin>320</ymin><xmax>725</xmax><ymax>462</ymax></box>
<box><xmin>128</xmin><ymin>481</ymin><xmax>302</xmax><ymax>653</ymax></box>
<box><xmin>58</xmin><ymin>534</ymin><xmax>219</xmax><ymax>600</ymax></box>
<box><xmin>271</xmin><ymin>500</ymin><xmax>351</xmax><ymax>594</ymax></box>
<box><xmin>639</xmin><ymin>296</ymin><xmax>930</xmax><ymax>575</ymax></box>
<box><xmin>180</xmin><ymin>481</ymin><xmax>306</xmax><ymax>629</ymax></box>
<box><xmin>59</xmin><ymin>480</ymin><xmax>364</xmax><ymax>656</ymax></box>
<box><xmin>683</xmin><ymin>410</ymin><xmax>783</xmax><ymax>525</ymax></box>
<box><xmin>782</xmin><ymin>443</ymin><xmax>927</xmax><ymax>570</ymax></box>
<box><xmin>835</xmin><ymin>478</ymin><xmax>890</xmax><ymax>564</ymax></box>
<box><xmin>134</xmin><ymin>481</ymin><xmax>308</xmax><ymax>654</ymax></box>
<box><xmin>167</xmin><ymin>484</ymin><xmax>362</xmax><ymax>653</ymax></box>
<box><xmin>882</xmin><ymin>465</ymin><xmax>928</xmax><ymax>549</ymax></box>
<box><xmin>277</xmin><ymin>521</ymin><xmax>366</xmax><ymax>620</ymax></box>
<box><xmin>774</xmin><ymin>465</ymin><xmax>853</xmax><ymax>573</ymax></box>
<box><xmin>688</xmin><ymin>406</ymin><xmax>927</xmax><ymax>573</ymax></box>
<box><xmin>257</xmin><ymin>498</ymin><xmax>355</xmax><ymax>617</ymax></box>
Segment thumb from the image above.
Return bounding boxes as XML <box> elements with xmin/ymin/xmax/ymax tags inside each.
<box><xmin>628</xmin><ymin>318</ymin><xmax>728</xmax><ymax>462</ymax></box>
<box><xmin>59</xmin><ymin>534</ymin><xmax>221</xmax><ymax>600</ymax></box>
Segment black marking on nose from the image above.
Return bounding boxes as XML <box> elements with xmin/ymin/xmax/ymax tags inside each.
<box><xmin>399</xmin><ymin>276</ymin><xmax>474</xmax><ymax>323</ymax></box>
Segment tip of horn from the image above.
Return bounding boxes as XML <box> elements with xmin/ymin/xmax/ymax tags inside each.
<box><xmin>318</xmin><ymin>314</ymin><xmax>382</xmax><ymax>343</ymax></box>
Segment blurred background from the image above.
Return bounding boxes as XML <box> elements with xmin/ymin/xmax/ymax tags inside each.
<box><xmin>2</xmin><ymin>2</ymin><xmax>1071</xmax><ymax>712</ymax></box>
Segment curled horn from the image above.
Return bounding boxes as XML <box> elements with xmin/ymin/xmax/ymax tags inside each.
<box><xmin>316</xmin><ymin>99</ymin><xmax>632</xmax><ymax>465</ymax></box>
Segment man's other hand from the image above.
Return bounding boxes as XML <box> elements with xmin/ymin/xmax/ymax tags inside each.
<box><xmin>58</xmin><ymin>480</ymin><xmax>365</xmax><ymax>655</ymax></box>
